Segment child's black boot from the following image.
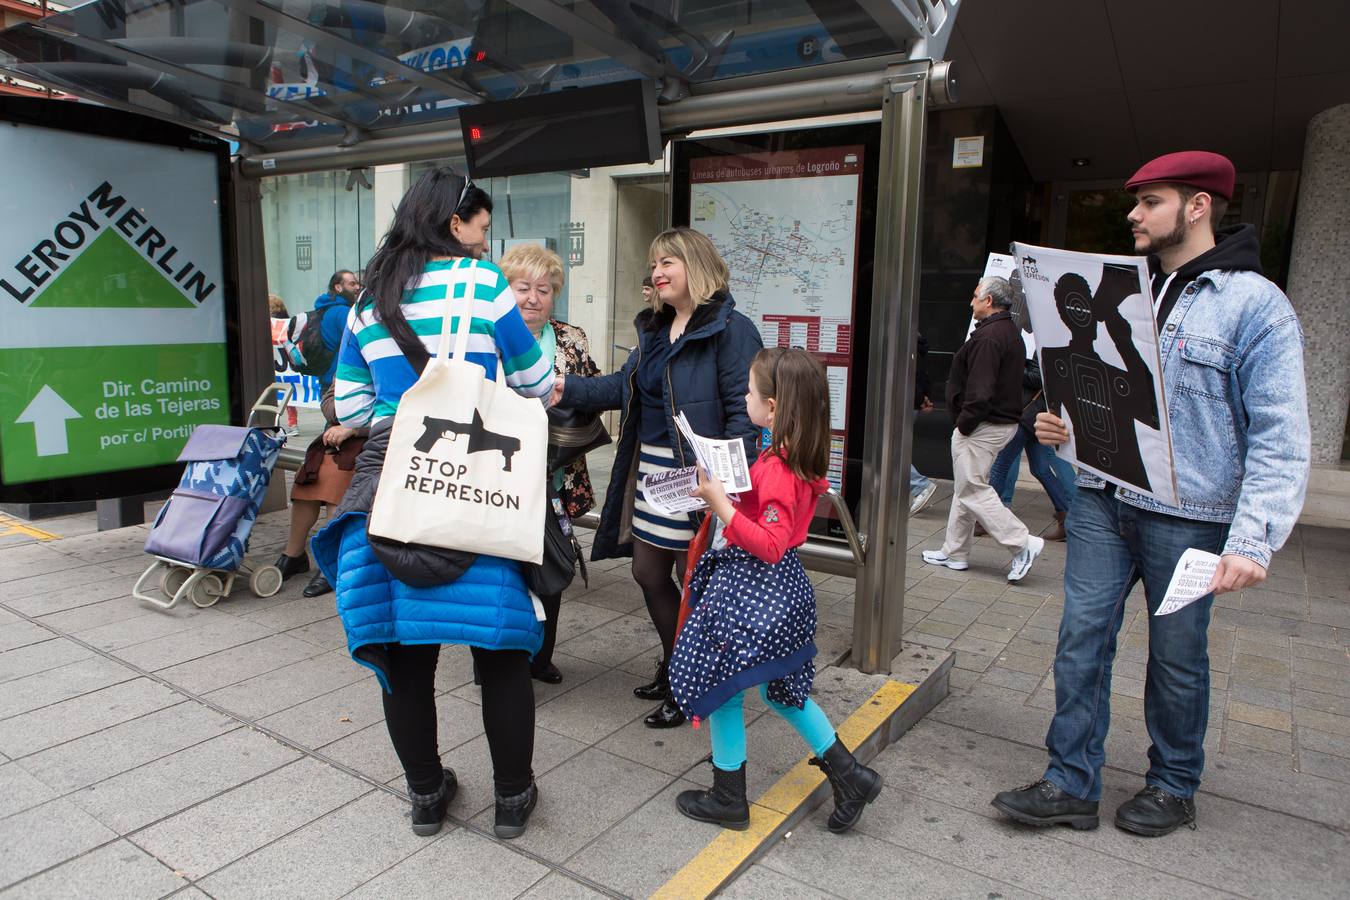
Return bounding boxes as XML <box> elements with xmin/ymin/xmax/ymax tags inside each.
<box><xmin>810</xmin><ymin>735</ymin><xmax>882</xmax><ymax>833</ymax></box>
<box><xmin>677</xmin><ymin>762</ymin><xmax>750</xmax><ymax>830</ymax></box>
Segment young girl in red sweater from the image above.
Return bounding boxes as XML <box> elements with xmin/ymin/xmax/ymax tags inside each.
<box><xmin>668</xmin><ymin>347</ymin><xmax>882</xmax><ymax>833</ymax></box>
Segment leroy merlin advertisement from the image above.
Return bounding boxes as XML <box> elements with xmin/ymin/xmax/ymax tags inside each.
<box><xmin>0</xmin><ymin>122</ymin><xmax>230</xmax><ymax>485</ymax></box>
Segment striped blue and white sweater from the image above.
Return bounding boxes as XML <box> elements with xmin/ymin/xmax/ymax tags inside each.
<box><xmin>334</xmin><ymin>258</ymin><xmax>555</xmax><ymax>426</ymax></box>
<box><xmin>312</xmin><ymin>257</ymin><xmax>555</xmax><ymax>683</ymax></box>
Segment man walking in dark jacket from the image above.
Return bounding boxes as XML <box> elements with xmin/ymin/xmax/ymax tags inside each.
<box><xmin>922</xmin><ymin>276</ymin><xmax>1045</xmax><ymax>582</ymax></box>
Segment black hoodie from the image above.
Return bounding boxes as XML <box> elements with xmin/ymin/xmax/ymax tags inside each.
<box><xmin>1149</xmin><ymin>223</ymin><xmax>1264</xmax><ymax>327</ymax></box>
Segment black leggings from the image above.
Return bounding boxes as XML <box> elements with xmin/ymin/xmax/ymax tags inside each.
<box><xmin>536</xmin><ymin>592</ymin><xmax>561</xmax><ymax>667</ymax></box>
<box><xmin>630</xmin><ymin>540</ymin><xmax>688</xmax><ymax>662</ymax></box>
<box><xmin>381</xmin><ymin>643</ymin><xmax>535</xmax><ymax>796</ymax></box>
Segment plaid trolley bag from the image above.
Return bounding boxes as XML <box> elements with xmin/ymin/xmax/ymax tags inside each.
<box><xmin>133</xmin><ymin>385</ymin><xmax>291</xmax><ymax>610</ymax></box>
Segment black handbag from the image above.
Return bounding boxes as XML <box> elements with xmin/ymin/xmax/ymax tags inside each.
<box><xmin>524</xmin><ymin>491</ymin><xmax>588</xmax><ymax>596</ymax></box>
<box><xmin>546</xmin><ymin>405</ymin><xmax>611</xmax><ymax>472</ymax></box>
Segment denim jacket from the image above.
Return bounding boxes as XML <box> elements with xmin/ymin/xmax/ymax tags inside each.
<box><xmin>1078</xmin><ymin>268</ymin><xmax>1309</xmax><ymax>569</ymax></box>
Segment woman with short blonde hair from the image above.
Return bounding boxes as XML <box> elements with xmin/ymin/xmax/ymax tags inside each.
<box><xmin>500</xmin><ymin>243</ymin><xmax>565</xmax><ymax>298</ymax></box>
<box><xmin>644</xmin><ymin>228</ymin><xmax>729</xmax><ymax>311</ymax></box>
<box><xmin>552</xmin><ymin>226</ymin><xmax>763</xmax><ymax>729</ymax></box>
<box><xmin>498</xmin><ymin>243</ymin><xmax>602</xmax><ymax>686</ymax></box>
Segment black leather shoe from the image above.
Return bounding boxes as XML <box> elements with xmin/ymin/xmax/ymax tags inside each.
<box><xmin>1114</xmin><ymin>785</ymin><xmax>1196</xmax><ymax>836</ymax></box>
<box><xmin>494</xmin><ymin>782</ymin><xmax>538</xmax><ymax>839</ymax></box>
<box><xmin>275</xmin><ymin>552</ymin><xmax>310</xmax><ymax>581</ymax></box>
<box><xmin>302</xmin><ymin>571</ymin><xmax>332</xmax><ymax>597</ymax></box>
<box><xmin>633</xmin><ymin>658</ymin><xmax>669</xmax><ymax>700</ymax></box>
<box><xmin>677</xmin><ymin>763</ymin><xmax>750</xmax><ymax>830</ymax></box>
<box><xmin>644</xmin><ymin>697</ymin><xmax>686</xmax><ymax>729</ymax></box>
<box><xmin>409</xmin><ymin>768</ymin><xmax>457</xmax><ymax>837</ymax></box>
<box><xmin>530</xmin><ymin>662</ymin><xmax>563</xmax><ymax>684</ymax></box>
<box><xmin>991</xmin><ymin>779</ymin><xmax>1099</xmax><ymax>830</ymax></box>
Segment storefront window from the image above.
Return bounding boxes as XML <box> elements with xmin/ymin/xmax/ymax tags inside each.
<box><xmin>260</xmin><ymin>171</ymin><xmax>373</xmax><ymax>318</ymax></box>
<box><xmin>259</xmin><ymin>156</ymin><xmax>671</xmax><ymax>508</ymax></box>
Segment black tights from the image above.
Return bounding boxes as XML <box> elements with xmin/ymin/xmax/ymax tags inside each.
<box><xmin>536</xmin><ymin>592</ymin><xmax>561</xmax><ymax>667</ymax></box>
<box><xmin>630</xmin><ymin>540</ymin><xmax>687</xmax><ymax>662</ymax></box>
<box><xmin>381</xmin><ymin>643</ymin><xmax>535</xmax><ymax>796</ymax></box>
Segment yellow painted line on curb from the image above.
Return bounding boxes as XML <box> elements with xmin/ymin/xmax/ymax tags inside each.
<box><xmin>0</xmin><ymin>514</ymin><xmax>58</xmax><ymax>541</ymax></box>
<box><xmin>652</xmin><ymin>680</ymin><xmax>916</xmax><ymax>900</ymax></box>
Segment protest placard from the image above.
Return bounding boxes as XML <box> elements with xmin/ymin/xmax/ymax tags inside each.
<box><xmin>1014</xmin><ymin>243</ymin><xmax>1178</xmax><ymax>507</ymax></box>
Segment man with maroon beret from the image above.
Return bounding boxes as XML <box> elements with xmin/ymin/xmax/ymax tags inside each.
<box><xmin>992</xmin><ymin>151</ymin><xmax>1310</xmax><ymax>837</ymax></box>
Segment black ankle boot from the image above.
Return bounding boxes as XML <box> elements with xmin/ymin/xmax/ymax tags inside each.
<box><xmin>494</xmin><ymin>781</ymin><xmax>538</xmax><ymax>839</ymax></box>
<box><xmin>809</xmin><ymin>735</ymin><xmax>883</xmax><ymax>833</ymax></box>
<box><xmin>643</xmin><ymin>695</ymin><xmax>686</xmax><ymax>729</ymax></box>
<box><xmin>275</xmin><ymin>552</ymin><xmax>310</xmax><ymax>581</ymax></box>
<box><xmin>677</xmin><ymin>763</ymin><xmax>750</xmax><ymax>830</ymax></box>
<box><xmin>633</xmin><ymin>658</ymin><xmax>669</xmax><ymax>700</ymax></box>
<box><xmin>530</xmin><ymin>661</ymin><xmax>563</xmax><ymax>684</ymax></box>
<box><xmin>408</xmin><ymin>768</ymin><xmax>457</xmax><ymax>837</ymax></box>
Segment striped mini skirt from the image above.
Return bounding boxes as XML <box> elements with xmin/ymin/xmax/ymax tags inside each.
<box><xmin>632</xmin><ymin>442</ymin><xmax>696</xmax><ymax>550</ymax></box>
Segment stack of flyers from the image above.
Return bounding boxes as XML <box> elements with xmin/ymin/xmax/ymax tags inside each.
<box><xmin>640</xmin><ymin>413</ymin><xmax>753</xmax><ymax>517</ymax></box>
<box><xmin>675</xmin><ymin>411</ymin><xmax>752</xmax><ymax>493</ymax></box>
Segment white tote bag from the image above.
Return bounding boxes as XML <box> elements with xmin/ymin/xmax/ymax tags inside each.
<box><xmin>368</xmin><ymin>283</ymin><xmax>547</xmax><ymax>564</ymax></box>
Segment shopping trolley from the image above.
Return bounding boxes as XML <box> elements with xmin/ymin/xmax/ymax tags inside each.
<box><xmin>132</xmin><ymin>384</ymin><xmax>293</xmax><ymax>609</ymax></box>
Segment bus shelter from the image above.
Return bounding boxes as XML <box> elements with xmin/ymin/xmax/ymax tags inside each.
<box><xmin>0</xmin><ymin>0</ymin><xmax>960</xmax><ymax>674</ymax></box>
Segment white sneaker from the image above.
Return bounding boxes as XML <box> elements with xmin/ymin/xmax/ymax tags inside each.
<box><xmin>1007</xmin><ymin>535</ymin><xmax>1045</xmax><ymax>583</ymax></box>
<box><xmin>921</xmin><ymin>550</ymin><xmax>969</xmax><ymax>571</ymax></box>
<box><xmin>910</xmin><ymin>482</ymin><xmax>938</xmax><ymax>516</ymax></box>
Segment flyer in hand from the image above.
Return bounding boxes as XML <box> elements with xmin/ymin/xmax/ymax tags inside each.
<box><xmin>675</xmin><ymin>411</ymin><xmax>752</xmax><ymax>494</ymax></box>
<box><xmin>641</xmin><ymin>467</ymin><xmax>706</xmax><ymax>516</ymax></box>
<box><xmin>640</xmin><ymin>413</ymin><xmax>753</xmax><ymax>517</ymax></box>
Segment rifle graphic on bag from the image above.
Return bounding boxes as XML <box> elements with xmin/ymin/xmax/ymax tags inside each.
<box><xmin>415</xmin><ymin>412</ymin><xmax>521</xmax><ymax>471</ymax></box>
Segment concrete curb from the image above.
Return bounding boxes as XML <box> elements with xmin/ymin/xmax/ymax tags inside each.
<box><xmin>653</xmin><ymin>645</ymin><xmax>953</xmax><ymax>898</ymax></box>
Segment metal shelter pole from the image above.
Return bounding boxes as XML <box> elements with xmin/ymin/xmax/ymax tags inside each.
<box><xmin>227</xmin><ymin>164</ymin><xmax>289</xmax><ymax>514</ymax></box>
<box><xmin>228</xmin><ymin>165</ymin><xmax>275</xmax><ymax>420</ymax></box>
<box><xmin>852</xmin><ymin>64</ymin><xmax>929</xmax><ymax>674</ymax></box>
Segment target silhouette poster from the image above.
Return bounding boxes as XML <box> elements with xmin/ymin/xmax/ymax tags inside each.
<box><xmin>1013</xmin><ymin>243</ymin><xmax>1178</xmax><ymax>507</ymax></box>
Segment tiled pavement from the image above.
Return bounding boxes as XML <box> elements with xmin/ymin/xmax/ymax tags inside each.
<box><xmin>738</xmin><ymin>484</ymin><xmax>1350</xmax><ymax>898</ymax></box>
<box><xmin>0</xmin><ymin>478</ymin><xmax>1348</xmax><ymax>898</ymax></box>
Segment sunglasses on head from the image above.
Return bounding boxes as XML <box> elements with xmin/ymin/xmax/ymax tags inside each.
<box><xmin>456</xmin><ymin>177</ymin><xmax>474</xmax><ymax>214</ymax></box>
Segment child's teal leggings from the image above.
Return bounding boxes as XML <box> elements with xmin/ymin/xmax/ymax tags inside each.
<box><xmin>709</xmin><ymin>684</ymin><xmax>835</xmax><ymax>771</ymax></box>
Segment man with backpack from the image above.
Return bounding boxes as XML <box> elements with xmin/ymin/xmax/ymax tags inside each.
<box><xmin>275</xmin><ymin>269</ymin><xmax>362</xmax><ymax>593</ymax></box>
<box><xmin>290</xmin><ymin>270</ymin><xmax>361</xmax><ymax>390</ymax></box>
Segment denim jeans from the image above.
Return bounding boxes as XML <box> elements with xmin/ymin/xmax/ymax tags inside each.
<box><xmin>909</xmin><ymin>465</ymin><xmax>932</xmax><ymax>495</ymax></box>
<box><xmin>1044</xmin><ymin>487</ymin><xmax>1229</xmax><ymax>801</ymax></box>
<box><xmin>988</xmin><ymin>425</ymin><xmax>1076</xmax><ymax>513</ymax></box>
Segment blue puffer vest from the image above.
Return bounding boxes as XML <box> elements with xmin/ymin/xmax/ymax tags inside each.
<box><xmin>312</xmin><ymin>515</ymin><xmax>542</xmax><ymax>692</ymax></box>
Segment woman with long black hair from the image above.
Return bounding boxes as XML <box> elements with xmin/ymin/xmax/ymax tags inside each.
<box><xmin>311</xmin><ymin>166</ymin><xmax>554</xmax><ymax>840</ymax></box>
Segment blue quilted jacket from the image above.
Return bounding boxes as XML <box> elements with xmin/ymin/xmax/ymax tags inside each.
<box><xmin>310</xmin><ymin>280</ymin><xmax>545</xmax><ymax>691</ymax></box>
<box><xmin>312</xmin><ymin>514</ymin><xmax>542</xmax><ymax>691</ymax></box>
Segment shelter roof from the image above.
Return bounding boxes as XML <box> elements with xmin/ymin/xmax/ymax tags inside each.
<box><xmin>0</xmin><ymin>0</ymin><xmax>957</xmax><ymax>153</ymax></box>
